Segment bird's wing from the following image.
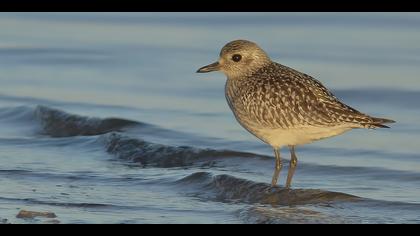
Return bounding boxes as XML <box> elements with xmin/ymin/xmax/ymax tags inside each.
<box><xmin>245</xmin><ymin>64</ymin><xmax>386</xmax><ymax>129</ymax></box>
<box><xmin>296</xmin><ymin>74</ymin><xmax>380</xmax><ymax>128</ymax></box>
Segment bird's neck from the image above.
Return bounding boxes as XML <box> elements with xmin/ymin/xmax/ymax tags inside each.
<box><xmin>226</xmin><ymin>61</ymin><xmax>273</xmax><ymax>81</ymax></box>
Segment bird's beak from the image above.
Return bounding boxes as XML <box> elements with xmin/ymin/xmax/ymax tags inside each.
<box><xmin>196</xmin><ymin>61</ymin><xmax>220</xmax><ymax>73</ymax></box>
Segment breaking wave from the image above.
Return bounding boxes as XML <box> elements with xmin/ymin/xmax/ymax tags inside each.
<box><xmin>33</xmin><ymin>105</ymin><xmax>140</xmax><ymax>137</ymax></box>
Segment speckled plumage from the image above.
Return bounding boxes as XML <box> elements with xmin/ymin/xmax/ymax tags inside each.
<box><xmin>197</xmin><ymin>39</ymin><xmax>395</xmax><ymax>187</ymax></box>
<box><xmin>225</xmin><ymin>61</ymin><xmax>393</xmax><ymax>147</ymax></box>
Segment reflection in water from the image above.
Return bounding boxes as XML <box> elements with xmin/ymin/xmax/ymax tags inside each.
<box><xmin>240</xmin><ymin>206</ymin><xmax>349</xmax><ymax>224</ymax></box>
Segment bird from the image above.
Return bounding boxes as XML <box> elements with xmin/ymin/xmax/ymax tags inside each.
<box><xmin>196</xmin><ymin>39</ymin><xmax>395</xmax><ymax>188</ymax></box>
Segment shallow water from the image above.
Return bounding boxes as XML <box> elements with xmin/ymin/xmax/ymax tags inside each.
<box><xmin>0</xmin><ymin>13</ymin><xmax>420</xmax><ymax>224</ymax></box>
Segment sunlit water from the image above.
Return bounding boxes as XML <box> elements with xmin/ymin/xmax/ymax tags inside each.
<box><xmin>0</xmin><ymin>13</ymin><xmax>419</xmax><ymax>224</ymax></box>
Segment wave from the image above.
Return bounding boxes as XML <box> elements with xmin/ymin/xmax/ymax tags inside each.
<box><xmin>0</xmin><ymin>105</ymin><xmax>142</xmax><ymax>137</ymax></box>
<box><xmin>100</xmin><ymin>131</ymin><xmax>420</xmax><ymax>184</ymax></box>
<box><xmin>3</xmin><ymin>105</ymin><xmax>419</xmax><ymax>183</ymax></box>
<box><xmin>34</xmin><ymin>105</ymin><xmax>140</xmax><ymax>137</ymax></box>
<box><xmin>100</xmin><ymin>132</ymin><xmax>266</xmax><ymax>168</ymax></box>
<box><xmin>2</xmin><ymin>105</ymin><xmax>420</xmax><ymax>223</ymax></box>
<box><xmin>174</xmin><ymin>172</ymin><xmax>360</xmax><ymax>206</ymax></box>
<box><xmin>0</xmin><ymin>105</ymin><xmax>269</xmax><ymax>167</ymax></box>
<box><xmin>173</xmin><ymin>172</ymin><xmax>420</xmax><ymax>223</ymax></box>
<box><xmin>3</xmin><ymin>105</ymin><xmax>419</xmax><ymax>189</ymax></box>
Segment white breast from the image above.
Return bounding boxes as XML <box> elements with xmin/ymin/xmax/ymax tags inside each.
<box><xmin>250</xmin><ymin>125</ymin><xmax>353</xmax><ymax>148</ymax></box>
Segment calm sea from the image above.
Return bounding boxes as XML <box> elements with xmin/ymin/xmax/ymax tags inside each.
<box><xmin>0</xmin><ymin>13</ymin><xmax>419</xmax><ymax>223</ymax></box>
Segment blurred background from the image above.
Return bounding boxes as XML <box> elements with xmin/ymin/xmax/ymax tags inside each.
<box><xmin>0</xmin><ymin>13</ymin><xmax>419</xmax><ymax>223</ymax></box>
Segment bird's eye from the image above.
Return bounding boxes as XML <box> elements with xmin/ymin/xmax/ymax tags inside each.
<box><xmin>232</xmin><ymin>54</ymin><xmax>242</xmax><ymax>62</ymax></box>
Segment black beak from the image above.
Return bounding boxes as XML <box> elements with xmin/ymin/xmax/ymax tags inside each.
<box><xmin>196</xmin><ymin>62</ymin><xmax>220</xmax><ymax>73</ymax></box>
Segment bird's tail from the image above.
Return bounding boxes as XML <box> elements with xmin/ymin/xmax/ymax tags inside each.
<box><xmin>368</xmin><ymin>117</ymin><xmax>396</xmax><ymax>128</ymax></box>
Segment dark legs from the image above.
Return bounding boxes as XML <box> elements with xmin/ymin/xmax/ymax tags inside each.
<box><xmin>285</xmin><ymin>145</ymin><xmax>298</xmax><ymax>189</ymax></box>
<box><xmin>271</xmin><ymin>148</ymin><xmax>283</xmax><ymax>187</ymax></box>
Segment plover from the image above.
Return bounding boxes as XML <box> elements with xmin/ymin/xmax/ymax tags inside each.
<box><xmin>197</xmin><ymin>39</ymin><xmax>395</xmax><ymax>188</ymax></box>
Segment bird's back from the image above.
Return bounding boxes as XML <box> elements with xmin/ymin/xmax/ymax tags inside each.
<box><xmin>225</xmin><ymin>62</ymin><xmax>394</xmax><ymax>134</ymax></box>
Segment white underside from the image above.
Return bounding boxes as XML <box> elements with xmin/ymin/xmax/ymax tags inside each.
<box><xmin>250</xmin><ymin>125</ymin><xmax>353</xmax><ymax>148</ymax></box>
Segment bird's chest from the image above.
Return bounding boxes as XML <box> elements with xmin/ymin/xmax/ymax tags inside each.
<box><xmin>225</xmin><ymin>79</ymin><xmax>254</xmax><ymax>116</ymax></box>
<box><xmin>225</xmin><ymin>79</ymin><xmax>274</xmax><ymax>128</ymax></box>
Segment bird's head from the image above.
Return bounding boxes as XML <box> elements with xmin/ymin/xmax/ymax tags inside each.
<box><xmin>197</xmin><ymin>39</ymin><xmax>271</xmax><ymax>78</ymax></box>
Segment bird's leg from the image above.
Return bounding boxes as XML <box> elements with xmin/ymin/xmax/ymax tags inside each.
<box><xmin>285</xmin><ymin>145</ymin><xmax>298</xmax><ymax>189</ymax></box>
<box><xmin>271</xmin><ymin>148</ymin><xmax>282</xmax><ymax>187</ymax></box>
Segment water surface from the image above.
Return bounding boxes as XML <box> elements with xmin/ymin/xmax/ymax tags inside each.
<box><xmin>0</xmin><ymin>13</ymin><xmax>419</xmax><ymax>224</ymax></box>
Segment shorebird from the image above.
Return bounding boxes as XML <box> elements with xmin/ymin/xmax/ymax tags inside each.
<box><xmin>196</xmin><ymin>39</ymin><xmax>395</xmax><ymax>188</ymax></box>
